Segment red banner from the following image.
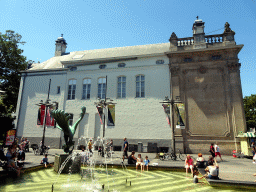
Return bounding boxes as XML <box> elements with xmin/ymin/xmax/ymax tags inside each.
<box><xmin>5</xmin><ymin>129</ymin><xmax>16</xmax><ymax>146</ymax></box>
<box><xmin>96</xmin><ymin>106</ymin><xmax>103</xmax><ymax>125</ymax></box>
<box><xmin>37</xmin><ymin>105</ymin><xmax>54</xmax><ymax>126</ymax></box>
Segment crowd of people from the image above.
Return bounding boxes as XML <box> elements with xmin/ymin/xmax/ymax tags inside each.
<box><xmin>0</xmin><ymin>137</ymin><xmax>30</xmax><ymax>177</ymax></box>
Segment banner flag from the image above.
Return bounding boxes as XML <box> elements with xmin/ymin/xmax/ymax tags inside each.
<box><xmin>107</xmin><ymin>105</ymin><xmax>115</xmax><ymax>126</ymax></box>
<box><xmin>175</xmin><ymin>103</ymin><xmax>185</xmax><ymax>129</ymax></box>
<box><xmin>37</xmin><ymin>105</ymin><xmax>45</xmax><ymax>126</ymax></box>
<box><xmin>37</xmin><ymin>107</ymin><xmax>41</xmax><ymax>125</ymax></box>
<box><xmin>46</xmin><ymin>107</ymin><xmax>55</xmax><ymax>126</ymax></box>
<box><xmin>96</xmin><ymin>106</ymin><xmax>103</xmax><ymax>124</ymax></box>
<box><xmin>5</xmin><ymin>129</ymin><xmax>16</xmax><ymax>146</ymax></box>
<box><xmin>162</xmin><ymin>104</ymin><xmax>170</xmax><ymax>125</ymax></box>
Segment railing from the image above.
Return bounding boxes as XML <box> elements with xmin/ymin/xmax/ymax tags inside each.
<box><xmin>205</xmin><ymin>34</ymin><xmax>223</xmax><ymax>43</ymax></box>
<box><xmin>177</xmin><ymin>37</ymin><xmax>194</xmax><ymax>46</ymax></box>
<box><xmin>176</xmin><ymin>34</ymin><xmax>223</xmax><ymax>47</ymax></box>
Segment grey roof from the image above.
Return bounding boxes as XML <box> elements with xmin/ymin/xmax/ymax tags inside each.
<box><xmin>29</xmin><ymin>42</ymin><xmax>170</xmax><ymax>70</ymax></box>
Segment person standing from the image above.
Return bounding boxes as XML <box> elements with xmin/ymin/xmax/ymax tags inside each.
<box><xmin>214</xmin><ymin>142</ymin><xmax>223</xmax><ymax>161</ymax></box>
<box><xmin>209</xmin><ymin>143</ymin><xmax>215</xmax><ymax>158</ymax></box>
<box><xmin>251</xmin><ymin>142</ymin><xmax>256</xmax><ymax>164</ymax></box>
<box><xmin>122</xmin><ymin>138</ymin><xmax>128</xmax><ymax>162</ymax></box>
<box><xmin>88</xmin><ymin>139</ymin><xmax>93</xmax><ymax>153</ymax></box>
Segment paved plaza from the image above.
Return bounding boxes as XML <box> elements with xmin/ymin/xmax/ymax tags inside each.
<box><xmin>1</xmin><ymin>148</ymin><xmax>256</xmax><ymax>186</ymax></box>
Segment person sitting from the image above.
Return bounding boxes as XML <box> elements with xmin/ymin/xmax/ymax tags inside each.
<box><xmin>136</xmin><ymin>154</ymin><xmax>144</xmax><ymax>172</ymax></box>
<box><xmin>7</xmin><ymin>154</ymin><xmax>21</xmax><ymax>177</ymax></box>
<box><xmin>41</xmin><ymin>154</ymin><xmax>50</xmax><ymax>168</ymax></box>
<box><xmin>144</xmin><ymin>156</ymin><xmax>150</xmax><ymax>171</ymax></box>
<box><xmin>193</xmin><ymin>169</ymin><xmax>204</xmax><ymax>183</ymax></box>
<box><xmin>196</xmin><ymin>153</ymin><xmax>205</xmax><ymax>168</ymax></box>
<box><xmin>205</xmin><ymin>159</ymin><xmax>219</xmax><ymax>179</ymax></box>
<box><xmin>17</xmin><ymin>148</ymin><xmax>25</xmax><ymax>167</ymax></box>
<box><xmin>185</xmin><ymin>155</ymin><xmax>194</xmax><ymax>176</ymax></box>
<box><xmin>128</xmin><ymin>151</ymin><xmax>137</xmax><ymax>164</ymax></box>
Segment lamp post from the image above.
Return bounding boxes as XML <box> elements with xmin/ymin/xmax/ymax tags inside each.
<box><xmin>160</xmin><ymin>96</ymin><xmax>182</xmax><ymax>160</ymax></box>
<box><xmin>35</xmin><ymin>99</ymin><xmax>58</xmax><ymax>154</ymax></box>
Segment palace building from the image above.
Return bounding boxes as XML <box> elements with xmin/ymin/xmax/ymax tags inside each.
<box><xmin>15</xmin><ymin>19</ymin><xmax>246</xmax><ymax>154</ymax></box>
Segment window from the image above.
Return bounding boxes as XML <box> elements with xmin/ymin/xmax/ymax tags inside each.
<box><xmin>156</xmin><ymin>60</ymin><xmax>165</xmax><ymax>64</ymax></box>
<box><xmin>99</xmin><ymin>64</ymin><xmax>106</xmax><ymax>69</ymax></box>
<box><xmin>184</xmin><ymin>58</ymin><xmax>192</xmax><ymax>62</ymax></box>
<box><xmin>82</xmin><ymin>79</ymin><xmax>91</xmax><ymax>99</ymax></box>
<box><xmin>212</xmin><ymin>55</ymin><xmax>221</xmax><ymax>60</ymax></box>
<box><xmin>68</xmin><ymin>114</ymin><xmax>73</xmax><ymax>126</ymax></box>
<box><xmin>67</xmin><ymin>79</ymin><xmax>76</xmax><ymax>100</ymax></box>
<box><xmin>136</xmin><ymin>75</ymin><xmax>145</xmax><ymax>98</ymax></box>
<box><xmin>57</xmin><ymin>86</ymin><xmax>60</xmax><ymax>94</ymax></box>
<box><xmin>117</xmin><ymin>76</ymin><xmax>126</xmax><ymax>98</ymax></box>
<box><xmin>98</xmin><ymin>77</ymin><xmax>106</xmax><ymax>99</ymax></box>
<box><xmin>118</xmin><ymin>63</ymin><xmax>126</xmax><ymax>67</ymax></box>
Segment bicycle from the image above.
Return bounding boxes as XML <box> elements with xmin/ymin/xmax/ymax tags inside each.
<box><xmin>159</xmin><ymin>148</ymin><xmax>186</xmax><ymax>161</ymax></box>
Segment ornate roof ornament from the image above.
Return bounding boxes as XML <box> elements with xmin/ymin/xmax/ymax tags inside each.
<box><xmin>224</xmin><ymin>22</ymin><xmax>234</xmax><ymax>33</ymax></box>
<box><xmin>170</xmin><ymin>32</ymin><xmax>178</xmax><ymax>40</ymax></box>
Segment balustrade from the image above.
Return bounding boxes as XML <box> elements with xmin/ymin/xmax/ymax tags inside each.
<box><xmin>205</xmin><ymin>34</ymin><xmax>223</xmax><ymax>43</ymax></box>
<box><xmin>177</xmin><ymin>37</ymin><xmax>194</xmax><ymax>46</ymax></box>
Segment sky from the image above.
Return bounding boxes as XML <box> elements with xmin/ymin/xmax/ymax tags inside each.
<box><xmin>0</xmin><ymin>0</ymin><xmax>255</xmax><ymax>97</ymax></box>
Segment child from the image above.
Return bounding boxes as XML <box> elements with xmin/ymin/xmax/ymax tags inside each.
<box><xmin>144</xmin><ymin>156</ymin><xmax>150</xmax><ymax>171</ymax></box>
<box><xmin>41</xmin><ymin>154</ymin><xmax>49</xmax><ymax>168</ymax></box>
<box><xmin>185</xmin><ymin>155</ymin><xmax>194</xmax><ymax>176</ymax></box>
<box><xmin>136</xmin><ymin>154</ymin><xmax>144</xmax><ymax>172</ymax></box>
<box><xmin>193</xmin><ymin>169</ymin><xmax>204</xmax><ymax>183</ymax></box>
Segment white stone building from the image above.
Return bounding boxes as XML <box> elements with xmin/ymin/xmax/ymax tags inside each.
<box><xmin>15</xmin><ymin>19</ymin><xmax>247</xmax><ymax>154</ymax></box>
<box><xmin>15</xmin><ymin>35</ymin><xmax>171</xmax><ymax>151</ymax></box>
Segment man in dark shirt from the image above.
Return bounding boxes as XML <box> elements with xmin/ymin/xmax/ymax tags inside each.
<box><xmin>123</xmin><ymin>138</ymin><xmax>128</xmax><ymax>162</ymax></box>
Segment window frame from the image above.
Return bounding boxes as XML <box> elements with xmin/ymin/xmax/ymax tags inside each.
<box><xmin>135</xmin><ymin>74</ymin><xmax>145</xmax><ymax>98</ymax></box>
<box><xmin>82</xmin><ymin>78</ymin><xmax>91</xmax><ymax>100</ymax></box>
<box><xmin>97</xmin><ymin>77</ymin><xmax>106</xmax><ymax>99</ymax></box>
<box><xmin>67</xmin><ymin>79</ymin><xmax>77</xmax><ymax>100</ymax></box>
<box><xmin>117</xmin><ymin>76</ymin><xmax>126</xmax><ymax>99</ymax></box>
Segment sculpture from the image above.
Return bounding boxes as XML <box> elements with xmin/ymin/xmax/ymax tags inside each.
<box><xmin>51</xmin><ymin>107</ymin><xmax>86</xmax><ymax>154</ymax></box>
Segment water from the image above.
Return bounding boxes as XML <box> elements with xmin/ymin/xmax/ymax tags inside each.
<box><xmin>0</xmin><ymin>167</ymin><xmax>253</xmax><ymax>192</ymax></box>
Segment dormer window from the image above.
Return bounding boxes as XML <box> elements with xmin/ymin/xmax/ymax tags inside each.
<box><xmin>156</xmin><ymin>60</ymin><xmax>164</xmax><ymax>64</ymax></box>
<box><xmin>118</xmin><ymin>63</ymin><xmax>126</xmax><ymax>68</ymax></box>
<box><xmin>70</xmin><ymin>67</ymin><xmax>77</xmax><ymax>71</ymax></box>
<box><xmin>99</xmin><ymin>64</ymin><xmax>106</xmax><ymax>69</ymax></box>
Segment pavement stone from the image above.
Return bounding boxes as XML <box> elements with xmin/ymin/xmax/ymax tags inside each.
<box><xmin>1</xmin><ymin>148</ymin><xmax>256</xmax><ymax>186</ymax></box>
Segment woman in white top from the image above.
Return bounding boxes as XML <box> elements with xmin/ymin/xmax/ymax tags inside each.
<box><xmin>205</xmin><ymin>160</ymin><xmax>219</xmax><ymax>179</ymax></box>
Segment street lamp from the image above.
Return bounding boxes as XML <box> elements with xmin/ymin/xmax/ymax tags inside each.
<box><xmin>160</xmin><ymin>96</ymin><xmax>182</xmax><ymax>160</ymax></box>
<box><xmin>35</xmin><ymin>99</ymin><xmax>58</xmax><ymax>154</ymax></box>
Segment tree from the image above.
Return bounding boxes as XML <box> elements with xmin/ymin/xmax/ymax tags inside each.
<box><xmin>0</xmin><ymin>30</ymin><xmax>32</xmax><ymax>117</ymax></box>
<box><xmin>243</xmin><ymin>94</ymin><xmax>256</xmax><ymax>131</ymax></box>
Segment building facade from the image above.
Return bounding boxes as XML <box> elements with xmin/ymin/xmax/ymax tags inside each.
<box><xmin>15</xmin><ymin>19</ymin><xmax>246</xmax><ymax>154</ymax></box>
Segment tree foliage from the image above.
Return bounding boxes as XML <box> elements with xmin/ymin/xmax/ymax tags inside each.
<box><xmin>243</xmin><ymin>94</ymin><xmax>256</xmax><ymax>131</ymax></box>
<box><xmin>0</xmin><ymin>30</ymin><xmax>32</xmax><ymax>116</ymax></box>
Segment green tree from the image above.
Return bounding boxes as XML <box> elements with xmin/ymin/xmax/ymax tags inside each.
<box><xmin>243</xmin><ymin>94</ymin><xmax>256</xmax><ymax>131</ymax></box>
<box><xmin>0</xmin><ymin>30</ymin><xmax>32</xmax><ymax>117</ymax></box>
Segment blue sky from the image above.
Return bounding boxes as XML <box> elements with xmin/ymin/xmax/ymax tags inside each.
<box><xmin>0</xmin><ymin>0</ymin><xmax>255</xmax><ymax>97</ymax></box>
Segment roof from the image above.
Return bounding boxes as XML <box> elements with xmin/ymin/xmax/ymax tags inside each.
<box><xmin>29</xmin><ymin>42</ymin><xmax>170</xmax><ymax>70</ymax></box>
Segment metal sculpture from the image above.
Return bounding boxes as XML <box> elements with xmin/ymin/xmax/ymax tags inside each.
<box><xmin>51</xmin><ymin>107</ymin><xmax>86</xmax><ymax>154</ymax></box>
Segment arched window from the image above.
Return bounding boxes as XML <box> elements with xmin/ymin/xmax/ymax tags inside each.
<box><xmin>117</xmin><ymin>76</ymin><xmax>126</xmax><ymax>98</ymax></box>
<box><xmin>82</xmin><ymin>79</ymin><xmax>91</xmax><ymax>99</ymax></box>
<box><xmin>67</xmin><ymin>79</ymin><xmax>76</xmax><ymax>100</ymax></box>
<box><xmin>136</xmin><ymin>75</ymin><xmax>145</xmax><ymax>98</ymax></box>
<box><xmin>98</xmin><ymin>77</ymin><xmax>106</xmax><ymax>99</ymax></box>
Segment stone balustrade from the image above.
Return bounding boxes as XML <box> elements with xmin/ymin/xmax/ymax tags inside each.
<box><xmin>205</xmin><ymin>34</ymin><xmax>223</xmax><ymax>43</ymax></box>
<box><xmin>177</xmin><ymin>37</ymin><xmax>194</xmax><ymax>46</ymax></box>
